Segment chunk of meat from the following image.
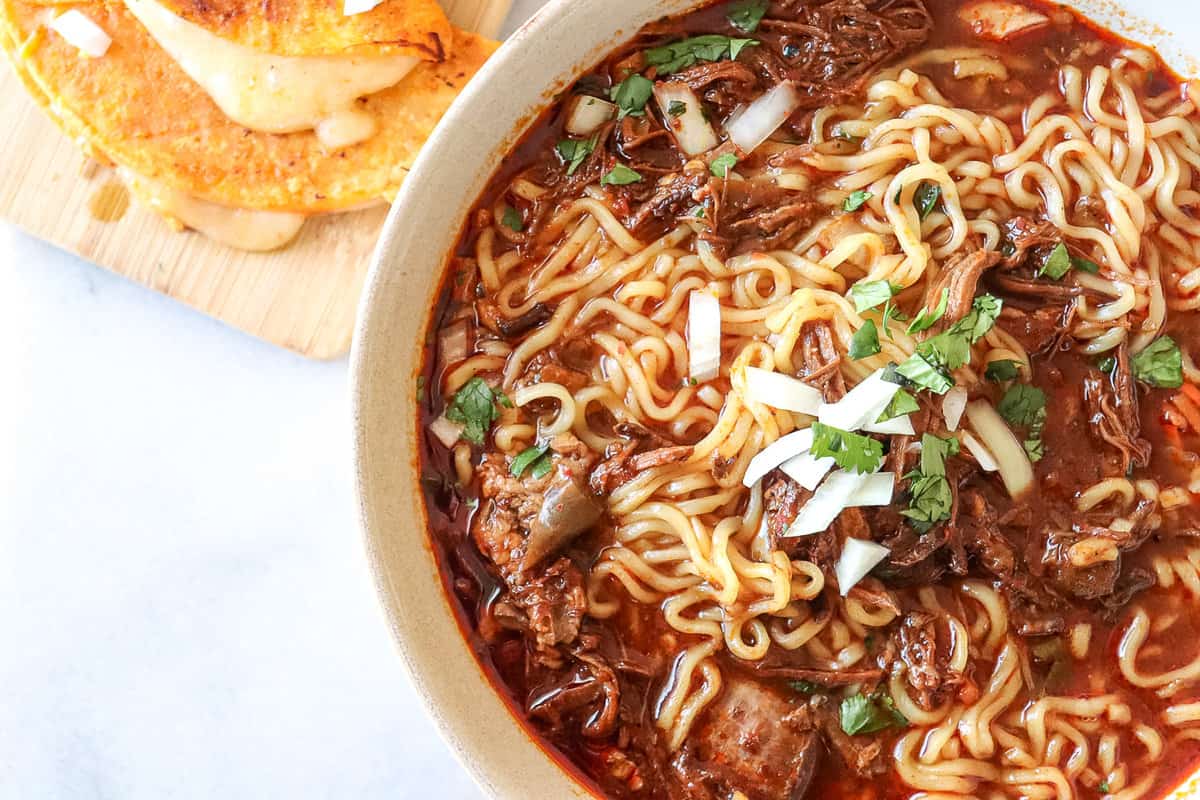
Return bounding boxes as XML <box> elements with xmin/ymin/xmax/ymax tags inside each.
<box><xmin>799</xmin><ymin>319</ymin><xmax>847</xmax><ymax>401</ymax></box>
<box><xmin>896</xmin><ymin>612</ymin><xmax>973</xmax><ymax>710</ymax></box>
<box><xmin>672</xmin><ymin>679</ymin><xmax>822</xmax><ymax>800</ymax></box>
<box><xmin>923</xmin><ymin>249</ymin><xmax>1001</xmax><ymax>332</ymax></box>
<box><xmin>527</xmin><ymin>645</ymin><xmax>620</xmax><ymax>738</ymax></box>
<box><xmin>627</xmin><ymin>165</ymin><xmax>708</xmax><ymax>241</ymax></box>
<box><xmin>999</xmin><ymin>216</ymin><xmax>1060</xmax><ymax>269</ymax></box>
<box><xmin>1082</xmin><ymin>346</ymin><xmax>1151</xmax><ymax>475</ymax></box>
<box><xmin>589</xmin><ymin>422</ymin><xmax>692</xmax><ymax>494</ymax></box>
<box><xmin>995</xmin><ymin>302</ymin><xmax>1076</xmax><ymax>355</ymax></box>
<box><xmin>525</xmin><ymin>470</ymin><xmax>604</xmax><ymax>569</ymax></box>
<box><xmin>472</xmin><ymin>433</ymin><xmax>601</xmax><ymax>648</ymax></box>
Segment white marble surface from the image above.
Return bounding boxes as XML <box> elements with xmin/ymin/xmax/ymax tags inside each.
<box><xmin>0</xmin><ymin>2</ymin><xmax>543</xmax><ymax>797</ymax></box>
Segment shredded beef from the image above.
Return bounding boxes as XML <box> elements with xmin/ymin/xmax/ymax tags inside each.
<box><xmin>1083</xmin><ymin>345</ymin><xmax>1151</xmax><ymax>475</ymax></box>
<box><xmin>923</xmin><ymin>249</ymin><xmax>1001</xmax><ymax>331</ymax></box>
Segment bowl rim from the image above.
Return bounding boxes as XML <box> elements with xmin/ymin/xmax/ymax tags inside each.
<box><xmin>351</xmin><ymin>1</ymin><xmax>1200</xmax><ymax>799</ymax></box>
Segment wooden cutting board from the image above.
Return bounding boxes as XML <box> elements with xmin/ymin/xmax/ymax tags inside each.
<box><xmin>0</xmin><ymin>0</ymin><xmax>511</xmax><ymax>359</ymax></box>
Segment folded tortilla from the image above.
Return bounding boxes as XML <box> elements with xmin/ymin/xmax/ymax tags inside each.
<box><xmin>0</xmin><ymin>0</ymin><xmax>496</xmax><ymax>212</ymax></box>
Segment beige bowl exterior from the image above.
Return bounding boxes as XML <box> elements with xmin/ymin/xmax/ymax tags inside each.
<box><xmin>352</xmin><ymin>0</ymin><xmax>1200</xmax><ymax>797</ymax></box>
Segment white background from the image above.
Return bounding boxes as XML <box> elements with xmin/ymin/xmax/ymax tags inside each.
<box><xmin>0</xmin><ymin>2</ymin><xmax>543</xmax><ymax>797</ymax></box>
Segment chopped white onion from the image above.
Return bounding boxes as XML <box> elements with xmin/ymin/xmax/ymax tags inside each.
<box><xmin>428</xmin><ymin>415</ymin><xmax>463</xmax><ymax>448</ymax></box>
<box><xmin>943</xmin><ymin>387</ymin><xmax>968</xmax><ymax>432</ymax></box>
<box><xmin>438</xmin><ymin>320</ymin><xmax>469</xmax><ymax>365</ymax></box>
<box><xmin>960</xmin><ymin>430</ymin><xmax>999</xmax><ymax>473</ymax></box>
<box><xmin>654</xmin><ymin>82</ymin><xmax>718</xmax><ymax>157</ymax></box>
<box><xmin>725</xmin><ymin>81</ymin><xmax>800</xmax><ymax>155</ymax></box>
<box><xmin>958</xmin><ymin>1</ymin><xmax>1049</xmax><ymax>41</ymax></box>
<box><xmin>845</xmin><ymin>472</ymin><xmax>896</xmax><ymax>507</ymax></box>
<box><xmin>863</xmin><ymin>415</ymin><xmax>914</xmax><ymax>436</ymax></box>
<box><xmin>687</xmin><ymin>289</ymin><xmax>722</xmax><ymax>383</ymax></box>
<box><xmin>780</xmin><ymin>452</ymin><xmax>835</xmax><ymax>491</ymax></box>
<box><xmin>744</xmin><ymin>366</ymin><xmax>822</xmax><ymax>415</ymax></box>
<box><xmin>343</xmin><ymin>0</ymin><xmax>382</xmax><ymax>14</ymax></box>
<box><xmin>565</xmin><ymin>95</ymin><xmax>617</xmax><ymax>137</ymax></box>
<box><xmin>743</xmin><ymin>429</ymin><xmax>814</xmax><ymax>488</ymax></box>
<box><xmin>818</xmin><ymin>370</ymin><xmax>900</xmax><ymax>432</ymax></box>
<box><xmin>964</xmin><ymin>400</ymin><xmax>1034</xmax><ymax>497</ymax></box>
<box><xmin>783</xmin><ymin>469</ymin><xmax>870</xmax><ymax>537</ymax></box>
<box><xmin>49</xmin><ymin>10</ymin><xmax>111</xmax><ymax>57</ymax></box>
<box><xmin>835</xmin><ymin>539</ymin><xmax>891</xmax><ymax>596</ymax></box>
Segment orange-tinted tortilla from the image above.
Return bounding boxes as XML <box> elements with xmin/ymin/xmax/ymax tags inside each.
<box><xmin>0</xmin><ymin>0</ymin><xmax>496</xmax><ymax>212</ymax></box>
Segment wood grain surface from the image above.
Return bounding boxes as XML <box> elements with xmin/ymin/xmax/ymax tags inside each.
<box><xmin>0</xmin><ymin>0</ymin><xmax>511</xmax><ymax>359</ymax></box>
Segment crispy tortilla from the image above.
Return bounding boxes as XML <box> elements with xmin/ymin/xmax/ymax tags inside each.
<box><xmin>23</xmin><ymin>0</ymin><xmax>452</xmax><ymax>59</ymax></box>
<box><xmin>0</xmin><ymin>0</ymin><xmax>496</xmax><ymax>212</ymax></box>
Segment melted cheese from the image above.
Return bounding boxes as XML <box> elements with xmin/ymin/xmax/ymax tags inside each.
<box><xmin>123</xmin><ymin>0</ymin><xmax>416</xmax><ymax>145</ymax></box>
<box><xmin>120</xmin><ymin>169</ymin><xmax>305</xmax><ymax>251</ymax></box>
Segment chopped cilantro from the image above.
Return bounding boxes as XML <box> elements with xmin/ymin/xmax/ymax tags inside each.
<box><xmin>1099</xmin><ymin>781</ymin><xmax>1111</xmax><ymax>794</ymax></box>
<box><xmin>600</xmin><ymin>164</ymin><xmax>643</xmax><ymax>186</ymax></box>
<box><xmin>788</xmin><ymin>679</ymin><xmax>823</xmax><ymax>694</ymax></box>
<box><xmin>906</xmin><ymin>287</ymin><xmax>949</xmax><ymax>334</ymax></box>
<box><xmin>667</xmin><ymin>99</ymin><xmax>687</xmax><ymax>116</ymax></box>
<box><xmin>850</xmin><ymin>280</ymin><xmax>899</xmax><ymax>313</ymax></box>
<box><xmin>895</xmin><ymin>351</ymin><xmax>953</xmax><ymax>395</ymax></box>
<box><xmin>998</xmin><ymin>384</ymin><xmax>1047</xmax><ymax>463</ymax></box>
<box><xmin>843</xmin><ymin>190</ymin><xmax>873</xmax><ymax>212</ymax></box>
<box><xmin>881</xmin><ymin>299</ymin><xmax>908</xmax><ymax>338</ymax></box>
<box><xmin>901</xmin><ymin>434</ymin><xmax>960</xmax><ymax>530</ymax></box>
<box><xmin>510</xmin><ymin>444</ymin><xmax>550</xmax><ymax>477</ymax></box>
<box><xmin>500</xmin><ymin>205</ymin><xmax>524</xmax><ymax>232</ymax></box>
<box><xmin>848</xmin><ymin>319</ymin><xmax>881</xmax><ymax>360</ymax></box>
<box><xmin>985</xmin><ymin>359</ymin><xmax>1020</xmax><ymax>382</ymax></box>
<box><xmin>644</xmin><ymin>35</ymin><xmax>757</xmax><ymax>75</ymax></box>
<box><xmin>1097</xmin><ymin>356</ymin><xmax>1116</xmax><ymax>374</ymax></box>
<box><xmin>726</xmin><ymin>0</ymin><xmax>768</xmax><ymax>32</ymax></box>
<box><xmin>530</xmin><ymin>454</ymin><xmax>554</xmax><ymax>479</ymax></box>
<box><xmin>877</xmin><ymin>388</ymin><xmax>920</xmax><ymax>423</ymax></box>
<box><xmin>710</xmin><ymin>152</ymin><xmax>738</xmax><ymax>177</ymax></box>
<box><xmin>1131</xmin><ymin>336</ymin><xmax>1183</xmax><ymax>388</ymax></box>
<box><xmin>556</xmin><ymin>135</ymin><xmax>597</xmax><ymax>175</ymax></box>
<box><xmin>1038</xmin><ymin>242</ymin><xmax>1072</xmax><ymax>280</ymax></box>
<box><xmin>810</xmin><ymin>422</ymin><xmax>884</xmax><ymax>474</ymax></box>
<box><xmin>840</xmin><ymin>691</ymin><xmax>908</xmax><ymax>735</ymax></box>
<box><xmin>914</xmin><ymin>182</ymin><xmax>942</xmax><ymax>220</ymax></box>
<box><xmin>609</xmin><ymin>74</ymin><xmax>653</xmax><ymax>119</ymax></box>
<box><xmin>1072</xmin><ymin>254</ymin><xmax>1101</xmax><ymax>274</ymax></box>
<box><xmin>444</xmin><ymin>377</ymin><xmax>506</xmax><ymax>446</ymax></box>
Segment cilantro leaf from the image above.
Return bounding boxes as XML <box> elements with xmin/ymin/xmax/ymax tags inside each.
<box><xmin>644</xmin><ymin>35</ymin><xmax>757</xmax><ymax>75</ymax></box>
<box><xmin>997</xmin><ymin>384</ymin><xmax>1047</xmax><ymax>427</ymax></box>
<box><xmin>848</xmin><ymin>319</ymin><xmax>881</xmax><ymax>360</ymax></box>
<box><xmin>510</xmin><ymin>444</ymin><xmax>550</xmax><ymax>477</ymax></box>
<box><xmin>444</xmin><ymin>377</ymin><xmax>506</xmax><ymax>446</ymax></box>
<box><xmin>850</xmin><ymin>280</ymin><xmax>899</xmax><ymax>313</ymax></box>
<box><xmin>1071</xmin><ymin>254</ymin><xmax>1100</xmax><ymax>274</ymax></box>
<box><xmin>896</xmin><ymin>351</ymin><xmax>954</xmax><ymax>394</ymax></box>
<box><xmin>530</xmin><ymin>454</ymin><xmax>553</xmax><ymax>479</ymax></box>
<box><xmin>726</xmin><ymin>0</ymin><xmax>768</xmax><ymax>32</ymax></box>
<box><xmin>843</xmin><ymin>190</ymin><xmax>873</xmax><ymax>212</ymax></box>
<box><xmin>877</xmin><ymin>388</ymin><xmax>919</xmax><ymax>422</ymax></box>
<box><xmin>901</xmin><ymin>434</ymin><xmax>960</xmax><ymax>530</ymax></box>
<box><xmin>914</xmin><ymin>182</ymin><xmax>941</xmax><ymax>220</ymax></box>
<box><xmin>984</xmin><ymin>359</ymin><xmax>1020</xmax><ymax>382</ymax></box>
<box><xmin>500</xmin><ymin>206</ymin><xmax>523</xmax><ymax>232</ymax></box>
<box><xmin>906</xmin><ymin>287</ymin><xmax>949</xmax><ymax>334</ymax></box>
<box><xmin>710</xmin><ymin>152</ymin><xmax>738</xmax><ymax>177</ymax></box>
<box><xmin>556</xmin><ymin>135</ymin><xmax>597</xmax><ymax>175</ymax></box>
<box><xmin>954</xmin><ymin>294</ymin><xmax>1003</xmax><ymax>343</ymax></box>
<box><xmin>667</xmin><ymin>99</ymin><xmax>687</xmax><ymax>117</ymax></box>
<box><xmin>840</xmin><ymin>691</ymin><xmax>908</xmax><ymax>735</ymax></box>
<box><xmin>881</xmin><ymin>299</ymin><xmax>908</xmax><ymax>337</ymax></box>
<box><xmin>1097</xmin><ymin>356</ymin><xmax>1116</xmax><ymax>374</ymax></box>
<box><xmin>601</xmin><ymin>164</ymin><xmax>643</xmax><ymax>186</ymax></box>
<box><xmin>810</xmin><ymin>422</ymin><xmax>884</xmax><ymax>474</ymax></box>
<box><xmin>609</xmin><ymin>75</ymin><xmax>653</xmax><ymax>119</ymax></box>
<box><xmin>998</xmin><ymin>384</ymin><xmax>1047</xmax><ymax>463</ymax></box>
<box><xmin>1038</xmin><ymin>242</ymin><xmax>1071</xmax><ymax>280</ymax></box>
<box><xmin>1131</xmin><ymin>336</ymin><xmax>1183</xmax><ymax>388</ymax></box>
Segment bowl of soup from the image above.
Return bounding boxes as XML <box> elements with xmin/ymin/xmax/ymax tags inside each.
<box><xmin>352</xmin><ymin>0</ymin><xmax>1200</xmax><ymax>797</ymax></box>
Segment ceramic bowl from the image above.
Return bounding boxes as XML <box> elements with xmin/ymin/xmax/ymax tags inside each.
<box><xmin>351</xmin><ymin>1</ymin><xmax>1200</xmax><ymax>796</ymax></box>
